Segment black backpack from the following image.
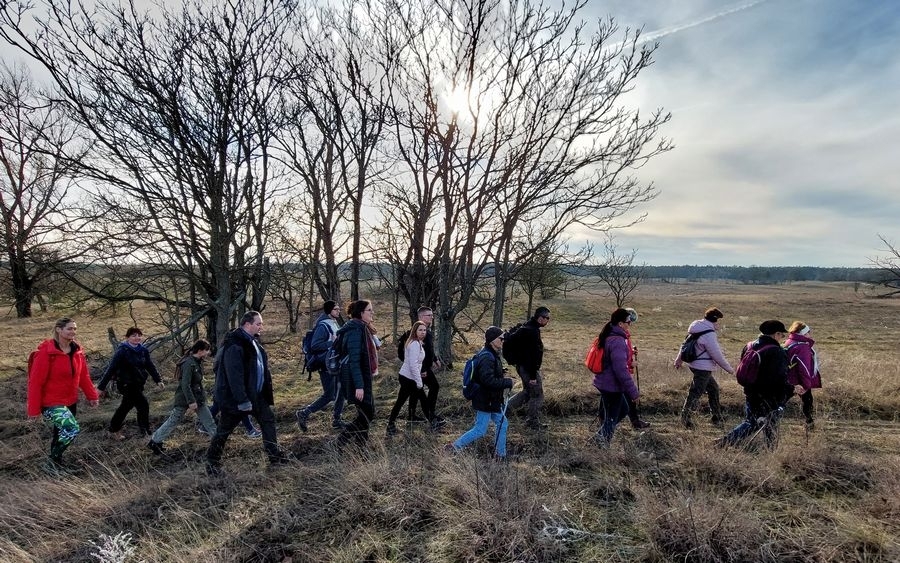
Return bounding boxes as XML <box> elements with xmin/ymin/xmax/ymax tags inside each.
<box><xmin>501</xmin><ymin>323</ymin><xmax>525</xmax><ymax>365</ymax></box>
<box><xmin>678</xmin><ymin>329</ymin><xmax>715</xmax><ymax>363</ymax></box>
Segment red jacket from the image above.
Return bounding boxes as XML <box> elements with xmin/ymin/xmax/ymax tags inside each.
<box><xmin>27</xmin><ymin>339</ymin><xmax>98</xmax><ymax>417</ymax></box>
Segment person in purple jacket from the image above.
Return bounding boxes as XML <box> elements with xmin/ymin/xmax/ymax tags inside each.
<box><xmin>591</xmin><ymin>308</ymin><xmax>640</xmax><ymax>447</ymax></box>
<box><xmin>674</xmin><ymin>307</ymin><xmax>734</xmax><ymax>429</ymax></box>
<box><xmin>785</xmin><ymin>321</ymin><xmax>822</xmax><ymax>430</ymax></box>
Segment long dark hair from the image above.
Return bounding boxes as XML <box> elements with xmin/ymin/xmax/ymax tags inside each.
<box><xmin>348</xmin><ymin>300</ymin><xmax>371</xmax><ymax>319</ymax></box>
<box><xmin>598</xmin><ymin>308</ymin><xmax>631</xmax><ymax>349</ymax></box>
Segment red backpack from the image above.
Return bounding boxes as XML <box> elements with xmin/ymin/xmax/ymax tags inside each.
<box><xmin>584</xmin><ymin>337</ymin><xmax>603</xmax><ymax>373</ymax></box>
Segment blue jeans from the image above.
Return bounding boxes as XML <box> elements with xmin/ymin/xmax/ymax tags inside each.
<box><xmin>599</xmin><ymin>391</ymin><xmax>629</xmax><ymax>444</ymax></box>
<box><xmin>453</xmin><ymin>410</ymin><xmax>508</xmax><ymax>457</ymax></box>
<box><xmin>300</xmin><ymin>370</ymin><xmax>345</xmax><ymax>422</ymax></box>
<box><xmin>723</xmin><ymin>402</ymin><xmax>783</xmax><ymax>449</ymax></box>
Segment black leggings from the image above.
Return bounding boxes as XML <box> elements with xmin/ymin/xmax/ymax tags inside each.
<box><xmin>109</xmin><ymin>383</ymin><xmax>150</xmax><ymax>433</ymax></box>
<box><xmin>389</xmin><ymin>376</ymin><xmax>430</xmax><ymax>422</ymax></box>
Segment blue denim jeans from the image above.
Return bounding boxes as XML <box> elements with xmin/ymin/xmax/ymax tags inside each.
<box><xmin>599</xmin><ymin>391</ymin><xmax>629</xmax><ymax>444</ymax></box>
<box><xmin>301</xmin><ymin>370</ymin><xmax>345</xmax><ymax>422</ymax></box>
<box><xmin>723</xmin><ymin>402</ymin><xmax>783</xmax><ymax>449</ymax></box>
<box><xmin>453</xmin><ymin>410</ymin><xmax>508</xmax><ymax>457</ymax></box>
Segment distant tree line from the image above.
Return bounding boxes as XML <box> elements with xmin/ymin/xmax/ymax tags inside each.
<box><xmin>640</xmin><ymin>265</ymin><xmax>879</xmax><ymax>284</ymax></box>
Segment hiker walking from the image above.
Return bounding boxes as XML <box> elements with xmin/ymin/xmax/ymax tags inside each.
<box><xmin>335</xmin><ymin>300</ymin><xmax>379</xmax><ymax>448</ymax></box>
<box><xmin>147</xmin><ymin>339</ymin><xmax>215</xmax><ymax>455</ymax></box>
<box><xmin>386</xmin><ymin>321</ymin><xmax>431</xmax><ymax>435</ymax></box>
<box><xmin>446</xmin><ymin>326</ymin><xmax>514</xmax><ymax>459</ymax></box>
<box><xmin>615</xmin><ymin>308</ymin><xmax>650</xmax><ymax>429</ymax></box>
<box><xmin>97</xmin><ymin>327</ymin><xmax>164</xmax><ymax>439</ymax></box>
<box><xmin>720</xmin><ymin>320</ymin><xmax>793</xmax><ymax>449</ymax></box>
<box><xmin>206</xmin><ymin>311</ymin><xmax>290</xmax><ymax>476</ymax></box>
<box><xmin>674</xmin><ymin>307</ymin><xmax>734</xmax><ymax>429</ymax></box>
<box><xmin>27</xmin><ymin>318</ymin><xmax>100</xmax><ymax>474</ymax></box>
<box><xmin>399</xmin><ymin>306</ymin><xmax>446</xmax><ymax>429</ymax></box>
<box><xmin>785</xmin><ymin>321</ymin><xmax>822</xmax><ymax>430</ymax></box>
<box><xmin>296</xmin><ymin>300</ymin><xmax>346</xmax><ymax>432</ymax></box>
<box><xmin>592</xmin><ymin>308</ymin><xmax>640</xmax><ymax>447</ymax></box>
<box><xmin>506</xmin><ymin>306</ymin><xmax>551</xmax><ymax>431</ymax></box>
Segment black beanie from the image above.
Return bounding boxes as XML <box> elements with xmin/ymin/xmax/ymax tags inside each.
<box><xmin>759</xmin><ymin>320</ymin><xmax>787</xmax><ymax>335</ymax></box>
<box><xmin>485</xmin><ymin>326</ymin><xmax>504</xmax><ymax>343</ymax></box>
<box><xmin>323</xmin><ymin>300</ymin><xmax>337</xmax><ymax>314</ymax></box>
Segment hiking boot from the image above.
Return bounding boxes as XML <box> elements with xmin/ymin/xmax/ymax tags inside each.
<box><xmin>632</xmin><ymin>420</ymin><xmax>651</xmax><ymax>430</ymax></box>
<box><xmin>295</xmin><ymin>409</ymin><xmax>309</xmax><ymax>432</ymax></box>
<box><xmin>331</xmin><ymin>419</ymin><xmax>347</xmax><ymax>430</ymax></box>
<box><xmin>711</xmin><ymin>417</ymin><xmax>726</xmax><ymax>429</ymax></box>
<box><xmin>245</xmin><ymin>428</ymin><xmax>262</xmax><ymax>439</ymax></box>
<box><xmin>147</xmin><ymin>440</ymin><xmax>167</xmax><ymax>455</ymax></box>
<box><xmin>407</xmin><ymin>415</ymin><xmax>428</xmax><ymax>423</ymax></box>
<box><xmin>108</xmin><ymin>430</ymin><xmax>126</xmax><ymax>441</ymax></box>
<box><xmin>386</xmin><ymin>421</ymin><xmax>397</xmax><ymax>436</ymax></box>
<box><xmin>429</xmin><ymin>417</ymin><xmax>447</xmax><ymax>431</ymax></box>
<box><xmin>592</xmin><ymin>433</ymin><xmax>609</xmax><ymax>450</ymax></box>
<box><xmin>205</xmin><ymin>463</ymin><xmax>224</xmax><ymax>477</ymax></box>
<box><xmin>268</xmin><ymin>452</ymin><xmax>295</xmax><ymax>466</ymax></box>
<box><xmin>680</xmin><ymin>414</ymin><xmax>695</xmax><ymax>430</ymax></box>
<box><xmin>197</xmin><ymin>424</ymin><xmax>210</xmax><ymax>436</ymax></box>
<box><xmin>805</xmin><ymin>420</ymin><xmax>816</xmax><ymax>432</ymax></box>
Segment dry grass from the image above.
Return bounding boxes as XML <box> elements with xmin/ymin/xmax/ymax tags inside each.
<box><xmin>1</xmin><ymin>281</ymin><xmax>899</xmax><ymax>561</ymax></box>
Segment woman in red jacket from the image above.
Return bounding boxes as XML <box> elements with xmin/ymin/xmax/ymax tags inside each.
<box><xmin>27</xmin><ymin>318</ymin><xmax>99</xmax><ymax>474</ymax></box>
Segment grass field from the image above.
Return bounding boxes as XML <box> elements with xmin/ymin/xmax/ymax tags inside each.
<box><xmin>1</xmin><ymin>280</ymin><xmax>898</xmax><ymax>562</ymax></box>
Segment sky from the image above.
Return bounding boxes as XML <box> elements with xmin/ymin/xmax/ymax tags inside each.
<box><xmin>575</xmin><ymin>0</ymin><xmax>900</xmax><ymax>267</ymax></box>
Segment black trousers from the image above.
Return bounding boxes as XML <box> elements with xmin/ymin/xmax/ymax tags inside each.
<box><xmin>109</xmin><ymin>383</ymin><xmax>150</xmax><ymax>433</ymax></box>
<box><xmin>207</xmin><ymin>402</ymin><xmax>279</xmax><ymax>467</ymax></box>
<box><xmin>389</xmin><ymin>376</ymin><xmax>430</xmax><ymax>422</ymax></box>
<box><xmin>799</xmin><ymin>389</ymin><xmax>814</xmax><ymax>423</ymax></box>
<box><xmin>409</xmin><ymin>371</ymin><xmax>440</xmax><ymax>419</ymax></box>
<box><xmin>339</xmin><ymin>391</ymin><xmax>375</xmax><ymax>446</ymax></box>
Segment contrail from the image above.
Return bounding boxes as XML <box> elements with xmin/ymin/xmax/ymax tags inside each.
<box><xmin>637</xmin><ymin>0</ymin><xmax>770</xmax><ymax>45</ymax></box>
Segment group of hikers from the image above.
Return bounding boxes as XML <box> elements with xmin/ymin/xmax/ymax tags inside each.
<box><xmin>25</xmin><ymin>301</ymin><xmax>821</xmax><ymax>475</ymax></box>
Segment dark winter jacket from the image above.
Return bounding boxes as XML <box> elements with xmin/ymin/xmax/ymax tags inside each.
<box><xmin>174</xmin><ymin>354</ymin><xmax>207</xmax><ymax>408</ymax></box>
<box><xmin>740</xmin><ymin>335</ymin><xmax>791</xmax><ymax>411</ymax></box>
<box><xmin>338</xmin><ymin>319</ymin><xmax>374</xmax><ymax>400</ymax></box>
<box><xmin>470</xmin><ymin>346</ymin><xmax>514</xmax><ymax>413</ymax></box>
<box><xmin>27</xmin><ymin>339</ymin><xmax>99</xmax><ymax>417</ymax></box>
<box><xmin>592</xmin><ymin>325</ymin><xmax>640</xmax><ymax>401</ymax></box>
<box><xmin>97</xmin><ymin>342</ymin><xmax>161</xmax><ymax>392</ymax></box>
<box><xmin>310</xmin><ymin>313</ymin><xmax>338</xmax><ymax>355</ymax></box>
<box><xmin>515</xmin><ymin>318</ymin><xmax>544</xmax><ymax>376</ymax></box>
<box><xmin>213</xmin><ymin>328</ymin><xmax>274</xmax><ymax>412</ymax></box>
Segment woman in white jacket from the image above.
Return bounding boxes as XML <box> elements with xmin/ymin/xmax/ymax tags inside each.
<box><xmin>386</xmin><ymin>321</ymin><xmax>429</xmax><ymax>435</ymax></box>
<box><xmin>674</xmin><ymin>307</ymin><xmax>734</xmax><ymax>429</ymax></box>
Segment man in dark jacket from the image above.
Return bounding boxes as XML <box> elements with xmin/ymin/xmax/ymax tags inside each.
<box><xmin>206</xmin><ymin>311</ymin><xmax>289</xmax><ymax>475</ymax></box>
<box><xmin>721</xmin><ymin>320</ymin><xmax>793</xmax><ymax>449</ymax></box>
<box><xmin>506</xmin><ymin>306</ymin><xmax>550</xmax><ymax>430</ymax></box>
<box><xmin>446</xmin><ymin>326</ymin><xmax>514</xmax><ymax>459</ymax></box>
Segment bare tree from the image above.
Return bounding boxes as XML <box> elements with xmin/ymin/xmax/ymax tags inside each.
<box><xmin>512</xmin><ymin>230</ymin><xmax>592</xmax><ymax>319</ymax></box>
<box><xmin>371</xmin><ymin>0</ymin><xmax>669</xmax><ymax>359</ymax></box>
<box><xmin>870</xmin><ymin>234</ymin><xmax>900</xmax><ymax>297</ymax></box>
<box><xmin>1</xmin><ymin>0</ymin><xmax>300</xmax><ymax>343</ymax></box>
<box><xmin>596</xmin><ymin>232</ymin><xmax>644</xmax><ymax>308</ymax></box>
<box><xmin>0</xmin><ymin>63</ymin><xmax>86</xmax><ymax>317</ymax></box>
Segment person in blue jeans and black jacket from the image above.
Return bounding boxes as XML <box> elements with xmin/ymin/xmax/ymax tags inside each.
<box><xmin>296</xmin><ymin>300</ymin><xmax>346</xmax><ymax>432</ymax></box>
<box><xmin>447</xmin><ymin>326</ymin><xmax>514</xmax><ymax>460</ymax></box>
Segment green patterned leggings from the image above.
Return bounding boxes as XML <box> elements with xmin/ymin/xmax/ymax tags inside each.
<box><xmin>42</xmin><ymin>405</ymin><xmax>80</xmax><ymax>461</ymax></box>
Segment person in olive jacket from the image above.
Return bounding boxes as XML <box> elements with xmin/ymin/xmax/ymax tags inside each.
<box><xmin>147</xmin><ymin>339</ymin><xmax>215</xmax><ymax>454</ymax></box>
<box><xmin>206</xmin><ymin>312</ymin><xmax>290</xmax><ymax>475</ymax></box>
<box><xmin>447</xmin><ymin>326</ymin><xmax>515</xmax><ymax>459</ymax></box>
<box><xmin>97</xmin><ymin>326</ymin><xmax>164</xmax><ymax>439</ymax></box>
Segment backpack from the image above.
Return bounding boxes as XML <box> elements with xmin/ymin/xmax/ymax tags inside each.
<box><xmin>678</xmin><ymin>329</ymin><xmax>715</xmax><ymax>363</ymax></box>
<box><xmin>174</xmin><ymin>355</ymin><xmax>189</xmax><ymax>381</ymax></box>
<box><xmin>302</xmin><ymin>321</ymin><xmax>334</xmax><ymax>378</ymax></box>
<box><xmin>397</xmin><ymin>329</ymin><xmax>411</xmax><ymax>361</ymax></box>
<box><xmin>735</xmin><ymin>342</ymin><xmax>777</xmax><ymax>386</ymax></box>
<box><xmin>462</xmin><ymin>349</ymin><xmax>491</xmax><ymax>400</ymax></box>
<box><xmin>325</xmin><ymin>329</ymin><xmax>347</xmax><ymax>379</ymax></box>
<box><xmin>501</xmin><ymin>323</ymin><xmax>525</xmax><ymax>365</ymax></box>
<box><xmin>584</xmin><ymin>336</ymin><xmax>603</xmax><ymax>373</ymax></box>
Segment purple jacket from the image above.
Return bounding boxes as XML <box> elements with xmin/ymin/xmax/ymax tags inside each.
<box><xmin>673</xmin><ymin>319</ymin><xmax>733</xmax><ymax>373</ymax></box>
<box><xmin>785</xmin><ymin>333</ymin><xmax>822</xmax><ymax>390</ymax></box>
<box><xmin>592</xmin><ymin>325</ymin><xmax>639</xmax><ymax>401</ymax></box>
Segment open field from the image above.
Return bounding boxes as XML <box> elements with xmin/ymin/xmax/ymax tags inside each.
<box><xmin>1</xmin><ymin>281</ymin><xmax>899</xmax><ymax>562</ymax></box>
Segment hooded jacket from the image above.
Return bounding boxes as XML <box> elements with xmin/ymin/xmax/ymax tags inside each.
<box><xmin>785</xmin><ymin>333</ymin><xmax>822</xmax><ymax>390</ymax></box>
<box><xmin>593</xmin><ymin>325</ymin><xmax>640</xmax><ymax>401</ymax></box>
<box><xmin>470</xmin><ymin>345</ymin><xmax>514</xmax><ymax>413</ymax></box>
<box><xmin>673</xmin><ymin>319</ymin><xmax>733</xmax><ymax>373</ymax></box>
<box><xmin>27</xmin><ymin>339</ymin><xmax>99</xmax><ymax>417</ymax></box>
<box><xmin>213</xmin><ymin>328</ymin><xmax>274</xmax><ymax>411</ymax></box>
<box><xmin>97</xmin><ymin>342</ymin><xmax>162</xmax><ymax>391</ymax></box>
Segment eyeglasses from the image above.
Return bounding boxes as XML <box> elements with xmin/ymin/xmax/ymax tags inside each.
<box><xmin>364</xmin><ymin>308</ymin><xmax>374</xmax><ymax>312</ymax></box>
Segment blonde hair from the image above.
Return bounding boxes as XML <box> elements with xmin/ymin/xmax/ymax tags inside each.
<box><xmin>788</xmin><ymin>321</ymin><xmax>807</xmax><ymax>334</ymax></box>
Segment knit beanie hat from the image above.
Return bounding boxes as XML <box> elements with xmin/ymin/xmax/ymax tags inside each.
<box><xmin>485</xmin><ymin>326</ymin><xmax>504</xmax><ymax>344</ymax></box>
